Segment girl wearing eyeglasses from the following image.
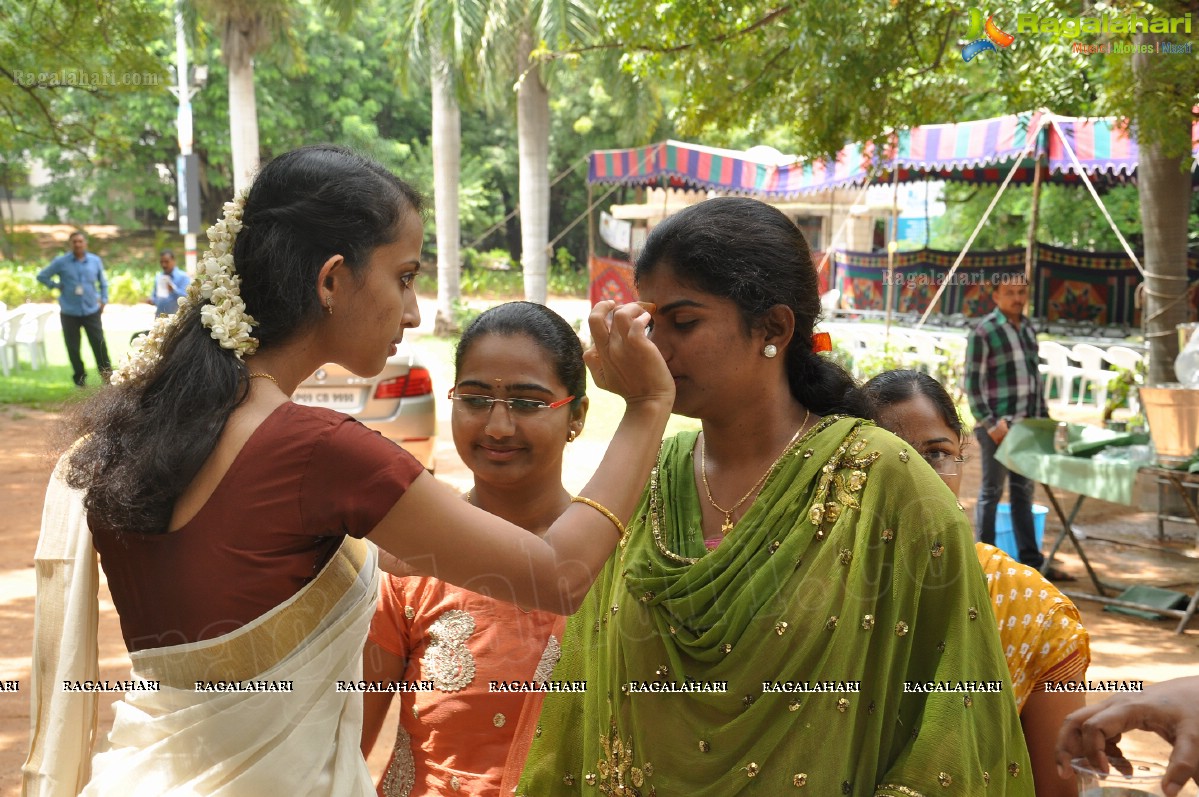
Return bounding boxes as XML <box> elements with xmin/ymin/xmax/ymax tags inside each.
<box><xmin>864</xmin><ymin>369</ymin><xmax>1090</xmax><ymax>797</ymax></box>
<box><xmin>362</xmin><ymin>302</ymin><xmax>587</xmax><ymax>796</ymax></box>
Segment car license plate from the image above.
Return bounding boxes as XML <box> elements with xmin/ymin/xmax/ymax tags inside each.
<box><xmin>292</xmin><ymin>389</ymin><xmax>362</xmax><ymax>410</ymax></box>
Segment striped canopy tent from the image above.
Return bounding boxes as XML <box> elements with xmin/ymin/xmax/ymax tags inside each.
<box><xmin>588</xmin><ymin>139</ymin><xmax>877</xmax><ymax>197</ymax></box>
<box><xmin>587</xmin><ymin>111</ymin><xmax>1199</xmax><ymax>194</ymax></box>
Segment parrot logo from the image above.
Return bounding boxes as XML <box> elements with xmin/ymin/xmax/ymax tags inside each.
<box><xmin>962</xmin><ymin>8</ymin><xmax>1016</xmax><ymax>61</ymax></box>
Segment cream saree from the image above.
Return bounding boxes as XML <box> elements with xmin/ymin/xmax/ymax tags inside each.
<box><xmin>518</xmin><ymin>418</ymin><xmax>1034</xmax><ymax>796</ymax></box>
<box><xmin>23</xmin><ymin>457</ymin><xmax>380</xmax><ymax>797</ymax></box>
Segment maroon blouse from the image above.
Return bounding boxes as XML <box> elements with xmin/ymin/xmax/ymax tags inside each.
<box><xmin>91</xmin><ymin>402</ymin><xmax>424</xmax><ymax>652</ymax></box>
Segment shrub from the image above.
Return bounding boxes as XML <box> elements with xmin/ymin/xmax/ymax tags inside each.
<box><xmin>107</xmin><ymin>273</ymin><xmax>151</xmax><ymax>305</ymax></box>
<box><xmin>0</xmin><ymin>263</ymin><xmax>55</xmax><ymax>305</ymax></box>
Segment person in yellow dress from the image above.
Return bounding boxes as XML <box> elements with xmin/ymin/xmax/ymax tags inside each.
<box><xmin>866</xmin><ymin>368</ymin><xmax>1090</xmax><ymax>797</ymax></box>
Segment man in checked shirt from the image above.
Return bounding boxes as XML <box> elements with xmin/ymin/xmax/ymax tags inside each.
<box><xmin>965</xmin><ymin>274</ymin><xmax>1072</xmax><ymax>580</ymax></box>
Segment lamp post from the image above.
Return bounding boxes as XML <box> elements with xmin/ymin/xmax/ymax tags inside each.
<box><xmin>168</xmin><ymin>0</ymin><xmax>205</xmax><ymax>274</ymax></box>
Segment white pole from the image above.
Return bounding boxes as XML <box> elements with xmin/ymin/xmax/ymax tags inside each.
<box><xmin>174</xmin><ymin>1</ymin><xmax>198</xmax><ymax>274</ymax></box>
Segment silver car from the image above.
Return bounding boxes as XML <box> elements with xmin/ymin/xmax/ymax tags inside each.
<box><xmin>293</xmin><ymin>343</ymin><xmax>436</xmax><ymax>470</ymax></box>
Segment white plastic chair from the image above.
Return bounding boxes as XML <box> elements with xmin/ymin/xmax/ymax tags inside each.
<box><xmin>15</xmin><ymin>305</ymin><xmax>57</xmax><ymax>370</ymax></box>
<box><xmin>900</xmin><ymin>328</ymin><xmax>947</xmax><ymax>374</ymax></box>
<box><xmin>934</xmin><ymin>333</ymin><xmax>967</xmax><ymax>363</ymax></box>
<box><xmin>0</xmin><ymin>306</ymin><xmax>28</xmax><ymax>375</ymax></box>
<box><xmin>1102</xmin><ymin>345</ymin><xmax>1144</xmax><ymax>373</ymax></box>
<box><xmin>1070</xmin><ymin>343</ymin><xmax>1119</xmax><ymax>409</ymax></box>
<box><xmin>1038</xmin><ymin>340</ymin><xmax>1084</xmax><ymax>406</ymax></box>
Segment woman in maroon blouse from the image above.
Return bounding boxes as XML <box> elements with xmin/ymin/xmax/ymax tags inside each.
<box><xmin>25</xmin><ymin>145</ymin><xmax>672</xmax><ymax>796</ymax></box>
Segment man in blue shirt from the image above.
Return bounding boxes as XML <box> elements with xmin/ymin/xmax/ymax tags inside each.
<box><xmin>37</xmin><ymin>230</ymin><xmax>112</xmax><ymax>386</ymax></box>
<box><xmin>146</xmin><ymin>249</ymin><xmax>191</xmax><ymax>316</ymax></box>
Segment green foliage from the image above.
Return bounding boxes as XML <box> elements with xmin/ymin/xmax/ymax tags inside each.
<box><xmin>107</xmin><ymin>273</ymin><xmax>153</xmax><ymax>305</ymax></box>
<box><xmin>930</xmin><ymin>183</ymin><xmax>1145</xmax><ymax>252</ymax></box>
<box><xmin>451</xmin><ymin>299</ymin><xmax>483</xmax><ymax>333</ymax></box>
<box><xmin>1</xmin><ymin>231</ymin><xmax>43</xmax><ymax>261</ymax></box>
<box><xmin>548</xmin><ymin>247</ymin><xmax>587</xmax><ymax>295</ymax></box>
<box><xmin>545</xmin><ymin>65</ymin><xmax>671</xmax><ymax>265</ymax></box>
<box><xmin>1105</xmin><ymin>358</ymin><xmax>1149</xmax><ymax>421</ymax></box>
<box><xmin>459</xmin><ymin>267</ymin><xmax>523</xmax><ymax>296</ymax></box>
<box><xmin>0</xmin><ymin>1</ymin><xmax>170</xmax><ymax>154</ymax></box>
<box><xmin>0</xmin><ymin>264</ymin><xmax>55</xmax><ymax>305</ymax></box>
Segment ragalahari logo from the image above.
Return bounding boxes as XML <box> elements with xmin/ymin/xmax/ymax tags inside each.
<box><xmin>962</xmin><ymin>8</ymin><xmax>1016</xmax><ymax>61</ymax></box>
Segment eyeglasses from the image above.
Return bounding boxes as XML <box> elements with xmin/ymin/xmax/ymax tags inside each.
<box><xmin>447</xmin><ymin>388</ymin><xmax>575</xmax><ymax>414</ymax></box>
<box><xmin>921</xmin><ymin>450</ymin><xmax>967</xmax><ymax>476</ymax></box>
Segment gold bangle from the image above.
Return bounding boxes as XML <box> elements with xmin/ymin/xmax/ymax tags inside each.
<box><xmin>570</xmin><ymin>495</ymin><xmax>626</xmax><ymax>539</ymax></box>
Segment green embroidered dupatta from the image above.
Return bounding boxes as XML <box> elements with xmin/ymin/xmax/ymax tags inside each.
<box><xmin>518</xmin><ymin>417</ymin><xmax>1033</xmax><ymax>796</ymax></box>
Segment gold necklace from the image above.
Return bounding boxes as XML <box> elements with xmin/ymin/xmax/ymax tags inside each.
<box><xmin>248</xmin><ymin>372</ymin><xmax>278</xmax><ymax>387</ymax></box>
<box><xmin>701</xmin><ymin>409</ymin><xmax>810</xmax><ymax>535</ymax></box>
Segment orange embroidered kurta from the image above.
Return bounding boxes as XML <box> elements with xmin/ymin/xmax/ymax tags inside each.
<box><xmin>369</xmin><ymin>574</ymin><xmax>562</xmax><ymax>796</ymax></box>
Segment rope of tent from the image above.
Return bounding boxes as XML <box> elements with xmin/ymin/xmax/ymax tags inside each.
<box><xmin>544</xmin><ymin>182</ymin><xmax>621</xmax><ymax>255</ymax></box>
<box><xmin>914</xmin><ymin>113</ymin><xmax>1051</xmax><ymax>329</ymax></box>
<box><xmin>915</xmin><ymin>111</ymin><xmax>1148</xmax><ymax>329</ymax></box>
<box><xmin>1047</xmin><ymin>115</ymin><xmax>1144</xmax><ymax>277</ymax></box>
<box><xmin>463</xmin><ymin>155</ymin><xmax>589</xmax><ymax>251</ymax></box>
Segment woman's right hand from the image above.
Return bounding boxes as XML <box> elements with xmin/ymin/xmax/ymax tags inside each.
<box><xmin>584</xmin><ymin>300</ymin><xmax>673</xmax><ymax>407</ymax></box>
<box><xmin>1055</xmin><ymin>676</ymin><xmax>1199</xmax><ymax>796</ymax></box>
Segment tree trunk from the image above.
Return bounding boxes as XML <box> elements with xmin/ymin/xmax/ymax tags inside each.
<box><xmin>516</xmin><ymin>27</ymin><xmax>550</xmax><ymax>304</ymax></box>
<box><xmin>1134</xmin><ymin>38</ymin><xmax>1192</xmax><ymax>385</ymax></box>
<box><xmin>226</xmin><ymin>30</ymin><xmax>259</xmax><ymax>195</ymax></box>
<box><xmin>431</xmin><ymin>58</ymin><xmax>462</xmax><ymax>335</ymax></box>
<box><xmin>1138</xmin><ymin>146</ymin><xmax>1191</xmax><ymax>385</ymax></box>
<box><xmin>0</xmin><ymin>163</ymin><xmax>11</xmax><ymax>260</ymax></box>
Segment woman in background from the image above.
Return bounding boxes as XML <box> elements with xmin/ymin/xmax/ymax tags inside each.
<box><xmin>864</xmin><ymin>368</ymin><xmax>1090</xmax><ymax>797</ymax></box>
<box><xmin>362</xmin><ymin>302</ymin><xmax>585</xmax><ymax>795</ymax></box>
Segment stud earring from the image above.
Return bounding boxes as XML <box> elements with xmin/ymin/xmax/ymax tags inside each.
<box><xmin>763</xmin><ymin>344</ymin><xmax>778</xmax><ymax>358</ymax></box>
<box><xmin>325</xmin><ymin>296</ymin><xmax>334</xmax><ymax>317</ymax></box>
<box><xmin>567</xmin><ymin>431</ymin><xmax>578</xmax><ymax>442</ymax></box>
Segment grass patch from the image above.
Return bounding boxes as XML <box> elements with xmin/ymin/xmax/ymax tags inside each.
<box><xmin>0</xmin><ymin>365</ymin><xmax>103</xmax><ymax>408</ymax></box>
<box><xmin>1</xmin><ymin>304</ymin><xmax>149</xmax><ymax>409</ymax></box>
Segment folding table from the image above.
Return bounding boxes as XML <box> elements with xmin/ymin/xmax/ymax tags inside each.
<box><xmin>994</xmin><ymin>418</ymin><xmax>1199</xmax><ymax>634</ymax></box>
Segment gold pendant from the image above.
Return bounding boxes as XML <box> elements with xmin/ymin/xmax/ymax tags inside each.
<box><xmin>721</xmin><ymin>514</ymin><xmax>735</xmax><ymax>535</ymax></box>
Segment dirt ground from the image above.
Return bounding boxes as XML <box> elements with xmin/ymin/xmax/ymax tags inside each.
<box><xmin>1</xmin><ymin>403</ymin><xmax>1197</xmax><ymax>794</ymax></box>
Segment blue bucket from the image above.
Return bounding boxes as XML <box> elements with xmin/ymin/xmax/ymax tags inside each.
<box><xmin>994</xmin><ymin>503</ymin><xmax>1047</xmax><ymax>560</ymax></box>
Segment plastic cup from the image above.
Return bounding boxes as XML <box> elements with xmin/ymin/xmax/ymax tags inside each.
<box><xmin>1072</xmin><ymin>757</ymin><xmax>1167</xmax><ymax>796</ymax></box>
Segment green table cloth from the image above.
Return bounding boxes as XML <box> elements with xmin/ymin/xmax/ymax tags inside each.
<box><xmin>994</xmin><ymin>419</ymin><xmax>1146</xmax><ymax>507</ymax></box>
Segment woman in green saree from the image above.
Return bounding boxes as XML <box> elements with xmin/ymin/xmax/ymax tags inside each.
<box><xmin>516</xmin><ymin>198</ymin><xmax>1033</xmax><ymax>796</ymax></box>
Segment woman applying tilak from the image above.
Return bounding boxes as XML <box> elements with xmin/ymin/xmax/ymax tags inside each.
<box><xmin>24</xmin><ymin>146</ymin><xmax>674</xmax><ymax>796</ymax></box>
<box><xmin>516</xmin><ymin>197</ymin><xmax>1033</xmax><ymax>796</ymax></box>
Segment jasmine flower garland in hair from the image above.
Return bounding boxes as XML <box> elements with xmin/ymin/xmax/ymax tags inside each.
<box><xmin>196</xmin><ymin>193</ymin><xmax>257</xmax><ymax>356</ymax></box>
<box><xmin>111</xmin><ymin>192</ymin><xmax>257</xmax><ymax>385</ymax></box>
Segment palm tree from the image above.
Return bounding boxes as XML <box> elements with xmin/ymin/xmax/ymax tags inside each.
<box><xmin>482</xmin><ymin>0</ymin><xmax>594</xmax><ymax>304</ymax></box>
<box><xmin>392</xmin><ymin>0</ymin><xmax>488</xmax><ymax>333</ymax></box>
<box><xmin>192</xmin><ymin>1</ymin><xmax>287</xmax><ymax>193</ymax></box>
<box><xmin>194</xmin><ymin>0</ymin><xmax>355</xmax><ymax>194</ymax></box>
